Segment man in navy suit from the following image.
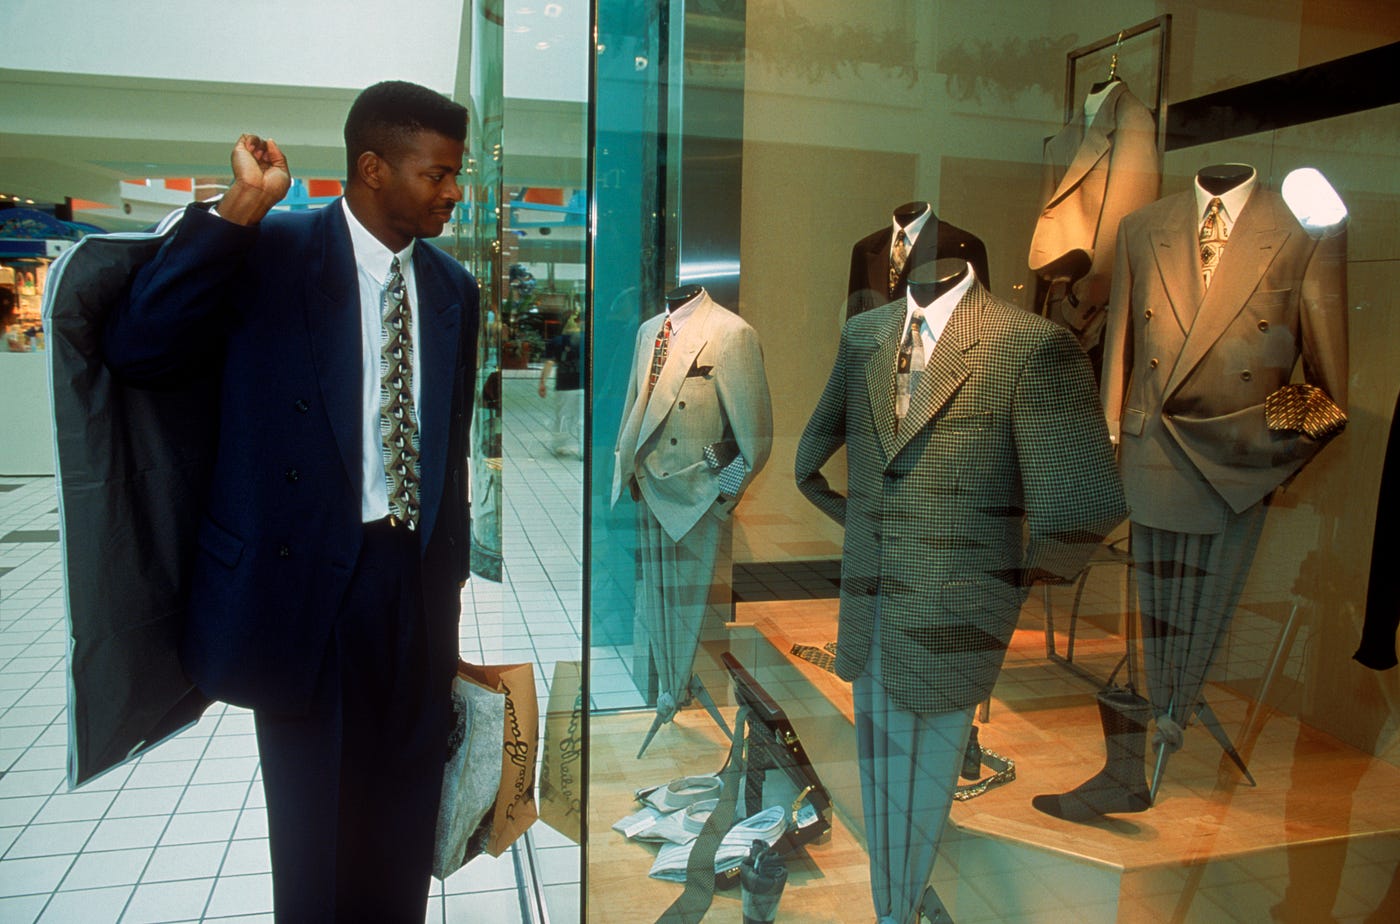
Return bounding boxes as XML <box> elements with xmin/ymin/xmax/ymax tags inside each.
<box><xmin>103</xmin><ymin>81</ymin><xmax>478</xmax><ymax>920</ymax></box>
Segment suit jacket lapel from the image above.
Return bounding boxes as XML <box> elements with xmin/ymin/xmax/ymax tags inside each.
<box><xmin>1149</xmin><ymin>192</ymin><xmax>1205</xmax><ymax>335</ymax></box>
<box><xmin>1167</xmin><ymin>190</ymin><xmax>1290</xmax><ymax>398</ymax></box>
<box><xmin>890</xmin><ymin>284</ymin><xmax>980</xmax><ymax>458</ymax></box>
<box><xmin>306</xmin><ymin>202</ymin><xmax>363</xmax><ymax>497</ymax></box>
<box><xmin>863</xmin><ymin>301</ymin><xmax>905</xmax><ymax>463</ymax></box>
<box><xmin>638</xmin><ymin>294</ymin><xmax>713</xmax><ymax>448</ymax></box>
<box><xmin>864</xmin><ymin>228</ymin><xmax>894</xmax><ymax>300</ymax></box>
<box><xmin>1044</xmin><ymin>83</ymin><xmax>1122</xmax><ymax>208</ymax></box>
<box><xmin>411</xmin><ymin>246</ymin><xmax>462</xmax><ymax>548</ymax></box>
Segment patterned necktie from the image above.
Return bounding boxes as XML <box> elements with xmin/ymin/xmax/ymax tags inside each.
<box><xmin>647</xmin><ymin>316</ymin><xmax>673</xmax><ymax>396</ymax></box>
<box><xmin>889</xmin><ymin>230</ymin><xmax>910</xmax><ymax>296</ymax></box>
<box><xmin>379</xmin><ymin>256</ymin><xmax>421</xmax><ymax>529</ymax></box>
<box><xmin>896</xmin><ymin>309</ymin><xmax>926</xmax><ymax>422</ymax></box>
<box><xmin>1199</xmin><ymin>197</ymin><xmax>1228</xmax><ymax>289</ymax></box>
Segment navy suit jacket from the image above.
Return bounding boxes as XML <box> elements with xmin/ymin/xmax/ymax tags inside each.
<box><xmin>103</xmin><ymin>201</ymin><xmax>478</xmax><ymax>714</ymax></box>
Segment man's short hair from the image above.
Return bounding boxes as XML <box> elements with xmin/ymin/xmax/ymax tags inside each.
<box><xmin>344</xmin><ymin>81</ymin><xmax>469</xmax><ymax>177</ymax></box>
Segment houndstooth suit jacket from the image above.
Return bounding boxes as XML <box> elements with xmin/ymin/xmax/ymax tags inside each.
<box><xmin>796</xmin><ymin>281</ymin><xmax>1127</xmax><ymax>714</ymax></box>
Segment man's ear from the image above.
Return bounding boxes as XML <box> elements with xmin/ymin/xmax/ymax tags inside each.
<box><xmin>356</xmin><ymin>151</ymin><xmax>385</xmax><ymax>190</ymax></box>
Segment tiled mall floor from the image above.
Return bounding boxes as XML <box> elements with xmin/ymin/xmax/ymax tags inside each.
<box><xmin>0</xmin><ymin>372</ymin><xmax>582</xmax><ymax>923</ymax></box>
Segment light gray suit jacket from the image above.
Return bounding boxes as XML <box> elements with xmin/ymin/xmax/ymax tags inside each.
<box><xmin>613</xmin><ymin>292</ymin><xmax>773</xmax><ymax>543</ymax></box>
<box><xmin>796</xmin><ymin>282</ymin><xmax>1126</xmax><ymax>714</ymax></box>
<box><xmin>1101</xmin><ymin>187</ymin><xmax>1349</xmax><ymax>534</ymax></box>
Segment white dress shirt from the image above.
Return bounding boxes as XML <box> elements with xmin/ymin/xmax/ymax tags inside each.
<box><xmin>891</xmin><ymin>205</ymin><xmax>934</xmax><ymax>260</ymax></box>
<box><xmin>1194</xmin><ymin>168</ymin><xmax>1257</xmax><ymax>237</ymax></box>
<box><xmin>664</xmin><ymin>288</ymin><xmax>705</xmax><ymax>335</ymax></box>
<box><xmin>342</xmin><ymin>199</ymin><xmax>423</xmax><ymax>523</ymax></box>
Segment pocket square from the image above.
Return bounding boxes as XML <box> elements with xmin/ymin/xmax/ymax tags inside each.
<box><xmin>1264</xmin><ymin>384</ymin><xmax>1346</xmax><ymax>440</ymax></box>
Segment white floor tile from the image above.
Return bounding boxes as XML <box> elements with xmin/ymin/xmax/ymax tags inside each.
<box><xmin>31</xmin><ymin>789</ymin><xmax>116</xmax><ymax>824</ymax></box>
<box><xmin>5</xmin><ymin>819</ymin><xmax>98</xmax><ymax>859</ymax></box>
<box><xmin>0</xmin><ymin>853</ymin><xmax>74</xmax><ymax>898</ymax></box>
<box><xmin>121</xmin><ymin>876</ymin><xmax>215</xmax><ymax>923</ymax></box>
<box><xmin>0</xmin><ymin>893</ymin><xmax>47</xmax><ymax>924</ymax></box>
<box><xmin>159</xmin><ymin>810</ymin><xmax>240</xmax><ymax>847</ymax></box>
<box><xmin>86</xmin><ymin>816</ymin><xmax>169</xmax><ymax>853</ymax></box>
<box><xmin>443</xmin><ymin>887</ymin><xmax>526</xmax><ymax>923</ymax></box>
<box><xmin>177</xmin><ymin>782</ymin><xmax>251</xmax><ymax>815</ymax></box>
<box><xmin>142</xmin><ymin>842</ymin><xmax>227</xmax><ymax>883</ymax></box>
<box><xmin>107</xmin><ymin>786</ymin><xmax>184</xmax><ymax>819</ymax></box>
<box><xmin>59</xmin><ymin>847</ymin><xmax>152</xmax><ymax>891</ymax></box>
<box><xmin>37</xmin><ymin>884</ymin><xmax>133</xmax><ymax>924</ymax></box>
<box><xmin>219</xmin><ymin>838</ymin><xmax>270</xmax><ymax>877</ymax></box>
<box><xmin>204</xmin><ymin>872</ymin><xmax>273</xmax><ymax>917</ymax></box>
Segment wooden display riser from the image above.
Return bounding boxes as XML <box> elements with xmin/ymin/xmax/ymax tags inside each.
<box><xmin>587</xmin><ymin>597</ymin><xmax>1400</xmax><ymax>922</ymax></box>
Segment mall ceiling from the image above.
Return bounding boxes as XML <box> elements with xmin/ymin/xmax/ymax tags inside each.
<box><xmin>1</xmin><ymin>69</ymin><xmax>585</xmax><ymax>230</ymax></box>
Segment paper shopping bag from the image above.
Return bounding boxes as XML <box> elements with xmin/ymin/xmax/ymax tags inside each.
<box><xmin>538</xmin><ymin>660</ymin><xmax>583</xmax><ymax>843</ymax></box>
<box><xmin>431</xmin><ymin>661</ymin><xmax>507</xmax><ymax>879</ymax></box>
<box><xmin>461</xmin><ymin>660</ymin><xmax>539</xmax><ymax>856</ymax></box>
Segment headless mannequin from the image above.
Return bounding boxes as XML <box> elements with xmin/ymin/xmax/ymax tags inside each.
<box><xmin>665</xmin><ymin>284</ymin><xmax>703</xmax><ymax>311</ymax></box>
<box><xmin>1196</xmin><ymin>163</ymin><xmax>1255</xmax><ymax>196</ymax></box>
<box><xmin>907</xmin><ymin>258</ymin><xmax>969</xmax><ymax>306</ymax></box>
<box><xmin>893</xmin><ymin>200</ymin><xmax>931</xmax><ymax>228</ymax></box>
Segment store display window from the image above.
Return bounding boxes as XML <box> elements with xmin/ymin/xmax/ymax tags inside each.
<box><xmin>585</xmin><ymin>3</ymin><xmax>1400</xmax><ymax>922</ymax></box>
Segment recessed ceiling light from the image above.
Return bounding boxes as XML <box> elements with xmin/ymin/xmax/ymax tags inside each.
<box><xmin>536</xmin><ymin>40</ymin><xmax>551</xmax><ymax>50</ymax></box>
<box><xmin>544</xmin><ymin>3</ymin><xmax>562</xmax><ymax>16</ymax></box>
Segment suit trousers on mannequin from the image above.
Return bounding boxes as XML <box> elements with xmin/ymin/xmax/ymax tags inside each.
<box><xmin>855</xmin><ymin>609</ymin><xmax>974</xmax><ymax>924</ymax></box>
<box><xmin>632</xmin><ymin>499</ymin><xmax>730</xmax><ymax>705</ymax></box>
<box><xmin>1132</xmin><ymin>502</ymin><xmax>1270</xmax><ymax>749</ymax></box>
<box><xmin>254</xmin><ymin>523</ymin><xmax>451</xmax><ymax>922</ymax></box>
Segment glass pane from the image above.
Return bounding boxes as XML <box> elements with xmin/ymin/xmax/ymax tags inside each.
<box><xmin>587</xmin><ymin>2</ymin><xmax>1400</xmax><ymax>922</ymax></box>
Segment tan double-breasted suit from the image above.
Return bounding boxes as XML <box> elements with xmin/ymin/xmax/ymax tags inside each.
<box><xmin>1101</xmin><ymin>183</ymin><xmax>1348</xmax><ymax>751</ymax></box>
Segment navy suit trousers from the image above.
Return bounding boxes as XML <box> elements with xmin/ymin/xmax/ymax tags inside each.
<box><xmin>254</xmin><ymin>521</ymin><xmax>451</xmax><ymax>922</ymax></box>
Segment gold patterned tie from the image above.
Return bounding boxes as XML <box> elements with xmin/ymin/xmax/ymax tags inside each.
<box><xmin>889</xmin><ymin>230</ymin><xmax>909</xmax><ymax>297</ymax></box>
<box><xmin>379</xmin><ymin>256</ymin><xmax>421</xmax><ymax>529</ymax></box>
<box><xmin>1199</xmin><ymin>197</ymin><xmax>1228</xmax><ymax>289</ymax></box>
<box><xmin>647</xmin><ymin>316</ymin><xmax>672</xmax><ymax>397</ymax></box>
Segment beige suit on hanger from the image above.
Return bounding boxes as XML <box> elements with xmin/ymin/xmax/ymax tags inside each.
<box><xmin>1029</xmin><ymin>81</ymin><xmax>1159</xmax><ymax>350</ymax></box>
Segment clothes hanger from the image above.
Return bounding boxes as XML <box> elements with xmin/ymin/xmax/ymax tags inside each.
<box><xmin>1088</xmin><ymin>31</ymin><xmax>1125</xmax><ymax>95</ymax></box>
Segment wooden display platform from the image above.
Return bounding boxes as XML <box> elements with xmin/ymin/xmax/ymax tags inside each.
<box><xmin>587</xmin><ymin>596</ymin><xmax>1400</xmax><ymax>922</ymax></box>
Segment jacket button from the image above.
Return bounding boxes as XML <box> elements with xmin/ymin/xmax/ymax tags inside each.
<box><xmin>294</xmin><ymin>399</ymin><xmax>310</xmax><ymax>413</ymax></box>
<box><xmin>678</xmin><ymin>401</ymin><xmax>686</xmax><ymax>409</ymax></box>
<box><xmin>278</xmin><ymin>545</ymin><xmax>291</xmax><ymax>559</ymax></box>
<box><xmin>285</xmin><ymin>468</ymin><xmax>300</xmax><ymax>483</ymax></box>
<box><xmin>1149</xmin><ymin>358</ymin><xmax>1159</xmax><ymax>369</ymax></box>
<box><xmin>1241</xmin><ymin>370</ymin><xmax>1252</xmax><ymax>381</ymax></box>
<box><xmin>1258</xmin><ymin>320</ymin><xmax>1270</xmax><ymax>331</ymax></box>
<box><xmin>670</xmin><ymin>438</ymin><xmax>677</xmax><ymax>445</ymax></box>
<box><xmin>1144</xmin><ymin>309</ymin><xmax>1153</xmax><ymax>319</ymax></box>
